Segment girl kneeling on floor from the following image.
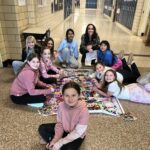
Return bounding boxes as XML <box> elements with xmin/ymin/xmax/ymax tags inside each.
<box><xmin>10</xmin><ymin>53</ymin><xmax>54</xmax><ymax>105</ymax></box>
<box><xmin>39</xmin><ymin>47</ymin><xmax>64</xmax><ymax>84</ymax></box>
<box><xmin>93</xmin><ymin>69</ymin><xmax>150</xmax><ymax>104</ymax></box>
<box><xmin>38</xmin><ymin>81</ymin><xmax>89</xmax><ymax>150</ymax></box>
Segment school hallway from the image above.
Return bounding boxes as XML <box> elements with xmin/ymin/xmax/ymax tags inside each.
<box><xmin>0</xmin><ymin>8</ymin><xmax>150</xmax><ymax>150</ymax></box>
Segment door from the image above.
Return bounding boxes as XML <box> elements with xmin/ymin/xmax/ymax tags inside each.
<box><xmin>115</xmin><ymin>0</ymin><xmax>137</xmax><ymax>30</ymax></box>
<box><xmin>64</xmin><ymin>0</ymin><xmax>72</xmax><ymax>19</ymax></box>
<box><xmin>103</xmin><ymin>0</ymin><xmax>113</xmax><ymax>17</ymax></box>
<box><xmin>86</xmin><ymin>0</ymin><xmax>97</xmax><ymax>9</ymax></box>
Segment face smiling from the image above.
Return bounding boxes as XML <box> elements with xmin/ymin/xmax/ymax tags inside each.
<box><xmin>47</xmin><ymin>40</ymin><xmax>54</xmax><ymax>50</ymax></box>
<box><xmin>96</xmin><ymin>64</ymin><xmax>104</xmax><ymax>74</ymax></box>
<box><xmin>87</xmin><ymin>25</ymin><xmax>94</xmax><ymax>36</ymax></box>
<box><xmin>67</xmin><ymin>31</ymin><xmax>74</xmax><ymax>42</ymax></box>
<box><xmin>105</xmin><ymin>71</ymin><xmax>115</xmax><ymax>83</ymax></box>
<box><xmin>27</xmin><ymin>41</ymin><xmax>35</xmax><ymax>49</ymax></box>
<box><xmin>41</xmin><ymin>49</ymin><xmax>51</xmax><ymax>61</ymax></box>
<box><xmin>27</xmin><ymin>57</ymin><xmax>40</xmax><ymax>70</ymax></box>
<box><xmin>100</xmin><ymin>43</ymin><xmax>107</xmax><ymax>52</ymax></box>
<box><xmin>63</xmin><ymin>88</ymin><xmax>79</xmax><ymax>107</ymax></box>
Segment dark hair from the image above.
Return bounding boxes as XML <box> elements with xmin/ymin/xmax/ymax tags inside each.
<box><xmin>66</xmin><ymin>28</ymin><xmax>75</xmax><ymax>41</ymax></box>
<box><xmin>17</xmin><ymin>53</ymin><xmax>39</xmax><ymax>76</ymax></box>
<box><xmin>44</xmin><ymin>37</ymin><xmax>54</xmax><ymax>56</ymax></box>
<box><xmin>100</xmin><ymin>40</ymin><xmax>110</xmax><ymax>50</ymax></box>
<box><xmin>100</xmin><ymin>40</ymin><xmax>117</xmax><ymax>64</ymax></box>
<box><xmin>102</xmin><ymin>69</ymin><xmax>122</xmax><ymax>92</ymax></box>
<box><xmin>40</xmin><ymin>46</ymin><xmax>50</xmax><ymax>55</ymax></box>
<box><xmin>62</xmin><ymin>81</ymin><xmax>81</xmax><ymax>95</ymax></box>
<box><xmin>94</xmin><ymin>60</ymin><xmax>105</xmax><ymax>71</ymax></box>
<box><xmin>84</xmin><ymin>24</ymin><xmax>98</xmax><ymax>44</ymax></box>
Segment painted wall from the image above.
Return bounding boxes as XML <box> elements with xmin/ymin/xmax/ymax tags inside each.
<box><xmin>137</xmin><ymin>0</ymin><xmax>150</xmax><ymax>36</ymax></box>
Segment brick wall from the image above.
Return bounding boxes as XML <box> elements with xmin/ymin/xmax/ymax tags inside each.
<box><xmin>0</xmin><ymin>0</ymin><xmax>65</xmax><ymax>61</ymax></box>
<box><xmin>0</xmin><ymin>21</ymin><xmax>7</xmax><ymax>63</ymax></box>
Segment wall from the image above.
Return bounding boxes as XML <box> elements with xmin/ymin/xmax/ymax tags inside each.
<box><xmin>28</xmin><ymin>0</ymin><xmax>64</xmax><ymax>30</ymax></box>
<box><xmin>0</xmin><ymin>21</ymin><xmax>6</xmax><ymax>65</ymax></box>
<box><xmin>80</xmin><ymin>0</ymin><xmax>86</xmax><ymax>9</ymax></box>
<box><xmin>0</xmin><ymin>0</ymin><xmax>65</xmax><ymax>61</ymax></box>
<box><xmin>0</xmin><ymin>1</ymin><xmax>6</xmax><ymax>65</ymax></box>
<box><xmin>0</xmin><ymin>0</ymin><xmax>21</xmax><ymax>61</ymax></box>
<box><xmin>137</xmin><ymin>0</ymin><xmax>150</xmax><ymax>36</ymax></box>
<box><xmin>132</xmin><ymin>0</ymin><xmax>145</xmax><ymax>35</ymax></box>
<box><xmin>98</xmin><ymin>0</ymin><xmax>104</xmax><ymax>13</ymax></box>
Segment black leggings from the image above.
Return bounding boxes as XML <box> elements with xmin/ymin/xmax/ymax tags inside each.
<box><xmin>118</xmin><ymin>58</ymin><xmax>141</xmax><ymax>84</ymax></box>
<box><xmin>38</xmin><ymin>123</ymin><xmax>85</xmax><ymax>150</ymax></box>
<box><xmin>40</xmin><ymin>70</ymin><xmax>57</xmax><ymax>84</ymax></box>
<box><xmin>10</xmin><ymin>93</ymin><xmax>46</xmax><ymax>105</ymax></box>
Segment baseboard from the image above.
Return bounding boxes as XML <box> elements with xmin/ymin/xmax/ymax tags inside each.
<box><xmin>2</xmin><ymin>59</ymin><xmax>14</xmax><ymax>67</ymax></box>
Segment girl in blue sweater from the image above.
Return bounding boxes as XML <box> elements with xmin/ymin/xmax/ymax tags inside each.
<box><xmin>97</xmin><ymin>40</ymin><xmax>122</xmax><ymax>70</ymax></box>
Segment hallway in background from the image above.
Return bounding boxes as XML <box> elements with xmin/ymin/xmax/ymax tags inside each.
<box><xmin>51</xmin><ymin>9</ymin><xmax>150</xmax><ymax>68</ymax></box>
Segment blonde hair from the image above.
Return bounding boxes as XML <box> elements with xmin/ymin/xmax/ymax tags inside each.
<box><xmin>26</xmin><ymin>36</ymin><xmax>36</xmax><ymax>50</ymax></box>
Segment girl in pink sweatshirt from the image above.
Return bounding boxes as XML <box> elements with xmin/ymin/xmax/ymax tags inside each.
<box><xmin>38</xmin><ymin>81</ymin><xmax>89</xmax><ymax>150</ymax></box>
<box><xmin>10</xmin><ymin>53</ymin><xmax>54</xmax><ymax>105</ymax></box>
<box><xmin>39</xmin><ymin>47</ymin><xmax>64</xmax><ymax>84</ymax></box>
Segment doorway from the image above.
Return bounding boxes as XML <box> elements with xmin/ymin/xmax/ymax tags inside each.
<box><xmin>86</xmin><ymin>0</ymin><xmax>97</xmax><ymax>9</ymax></box>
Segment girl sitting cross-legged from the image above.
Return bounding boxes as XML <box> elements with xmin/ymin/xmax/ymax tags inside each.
<box><xmin>57</xmin><ymin>28</ymin><xmax>79</xmax><ymax>68</ymax></box>
<box><xmin>38</xmin><ymin>81</ymin><xmax>89</xmax><ymax>150</ymax></box>
<box><xmin>39</xmin><ymin>47</ymin><xmax>64</xmax><ymax>84</ymax></box>
<box><xmin>12</xmin><ymin>35</ymin><xmax>41</xmax><ymax>75</ymax></box>
<box><xmin>10</xmin><ymin>53</ymin><xmax>54</xmax><ymax>105</ymax></box>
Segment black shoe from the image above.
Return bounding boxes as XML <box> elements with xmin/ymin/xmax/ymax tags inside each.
<box><xmin>91</xmin><ymin>59</ymin><xmax>96</xmax><ymax>65</ymax></box>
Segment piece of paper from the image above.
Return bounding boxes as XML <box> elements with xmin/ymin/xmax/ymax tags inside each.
<box><xmin>86</xmin><ymin>51</ymin><xmax>97</xmax><ymax>61</ymax></box>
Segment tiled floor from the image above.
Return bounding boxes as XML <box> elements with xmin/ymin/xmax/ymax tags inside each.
<box><xmin>51</xmin><ymin>9</ymin><xmax>150</xmax><ymax>68</ymax></box>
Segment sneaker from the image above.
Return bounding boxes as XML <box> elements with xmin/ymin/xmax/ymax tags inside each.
<box><xmin>127</xmin><ymin>53</ymin><xmax>134</xmax><ymax>65</ymax></box>
<box><xmin>118</xmin><ymin>50</ymin><xmax>124</xmax><ymax>59</ymax></box>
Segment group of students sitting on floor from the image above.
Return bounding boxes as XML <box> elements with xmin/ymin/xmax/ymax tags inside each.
<box><xmin>9</xmin><ymin>24</ymin><xmax>150</xmax><ymax>150</ymax></box>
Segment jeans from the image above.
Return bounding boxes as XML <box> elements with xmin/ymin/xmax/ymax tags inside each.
<box><xmin>58</xmin><ymin>48</ymin><xmax>78</xmax><ymax>68</ymax></box>
<box><xmin>12</xmin><ymin>61</ymin><xmax>24</xmax><ymax>75</ymax></box>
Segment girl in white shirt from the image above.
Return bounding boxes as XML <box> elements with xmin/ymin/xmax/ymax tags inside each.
<box><xmin>98</xmin><ymin>69</ymin><xmax>150</xmax><ymax>104</ymax></box>
<box><xmin>89</xmin><ymin>61</ymin><xmax>123</xmax><ymax>84</ymax></box>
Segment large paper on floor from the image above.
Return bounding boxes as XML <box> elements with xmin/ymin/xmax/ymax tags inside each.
<box><xmin>38</xmin><ymin>69</ymin><xmax>124</xmax><ymax>116</ymax></box>
<box><xmin>86</xmin><ymin>97</ymin><xmax>125</xmax><ymax>116</ymax></box>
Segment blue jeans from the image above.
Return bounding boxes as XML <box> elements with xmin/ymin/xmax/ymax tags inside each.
<box><xmin>58</xmin><ymin>48</ymin><xmax>78</xmax><ymax>68</ymax></box>
<box><xmin>12</xmin><ymin>61</ymin><xmax>24</xmax><ymax>75</ymax></box>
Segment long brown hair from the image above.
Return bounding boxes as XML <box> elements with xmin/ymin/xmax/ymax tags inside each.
<box><xmin>44</xmin><ymin>37</ymin><xmax>54</xmax><ymax>57</ymax></box>
<box><xmin>102</xmin><ymin>69</ymin><xmax>123</xmax><ymax>93</ymax></box>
